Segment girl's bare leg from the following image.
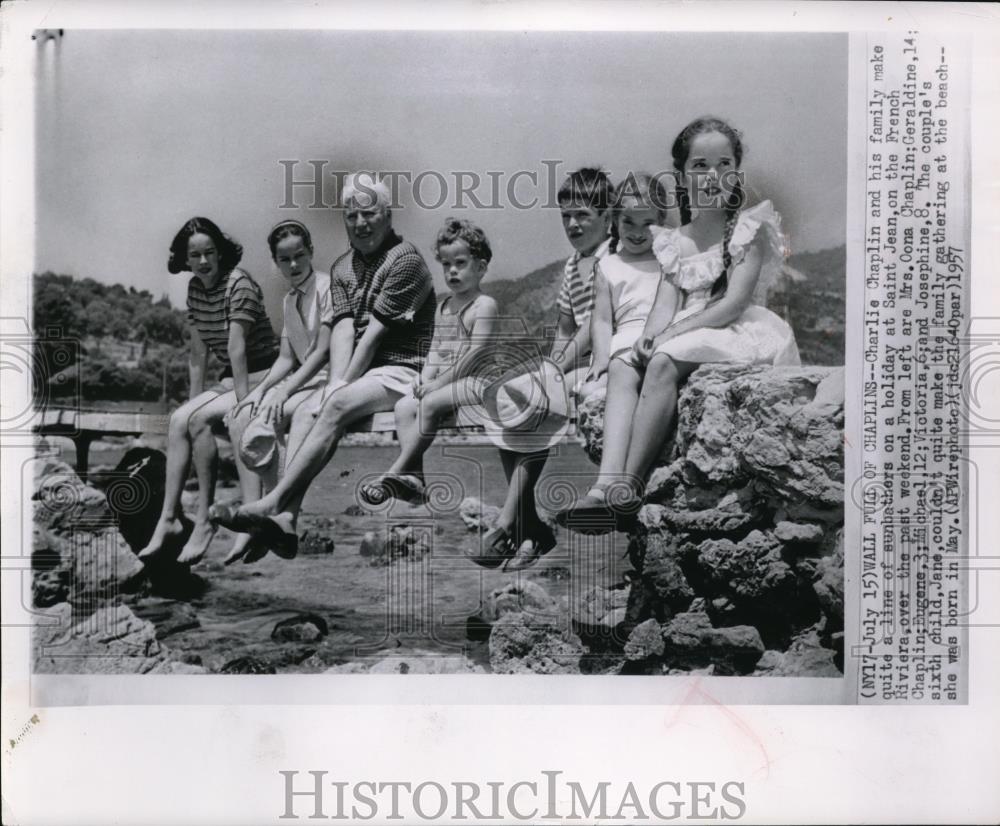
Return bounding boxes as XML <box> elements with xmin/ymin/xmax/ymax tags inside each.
<box><xmin>593</xmin><ymin>358</ymin><xmax>643</xmax><ymax>492</ymax></box>
<box><xmin>139</xmin><ymin>390</ymin><xmax>221</xmax><ymax>559</ymax></box>
<box><xmin>623</xmin><ymin>354</ymin><xmax>697</xmax><ymax>488</ymax></box>
<box><xmin>178</xmin><ymin>390</ymin><xmax>238</xmax><ymax>562</ymax></box>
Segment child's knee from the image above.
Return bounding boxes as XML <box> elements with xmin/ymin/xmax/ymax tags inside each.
<box><xmin>394</xmin><ymin>394</ymin><xmax>418</xmax><ymax>418</ymax></box>
<box><xmin>646</xmin><ymin>354</ymin><xmax>679</xmax><ymax>384</ymax></box>
<box><xmin>168</xmin><ymin>407</ymin><xmax>192</xmax><ymax>438</ymax></box>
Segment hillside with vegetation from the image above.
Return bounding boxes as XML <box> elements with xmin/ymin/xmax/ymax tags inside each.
<box><xmin>32</xmin><ymin>272</ymin><xmax>216</xmax><ymax>405</ymax></box>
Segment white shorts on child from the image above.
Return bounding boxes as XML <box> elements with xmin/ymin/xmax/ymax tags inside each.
<box><xmin>609</xmin><ymin>320</ymin><xmax>648</xmax><ymax>369</ymax></box>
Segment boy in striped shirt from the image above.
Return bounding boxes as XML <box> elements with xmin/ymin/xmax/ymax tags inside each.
<box><xmin>468</xmin><ymin>167</ymin><xmax>613</xmax><ymax>572</ymax></box>
<box><xmin>551</xmin><ymin>167</ymin><xmax>614</xmax><ymax>392</ymax></box>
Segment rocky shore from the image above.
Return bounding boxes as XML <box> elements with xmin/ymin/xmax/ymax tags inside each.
<box><xmin>32</xmin><ymin>364</ymin><xmax>844</xmax><ymax>677</ymax></box>
<box><xmin>479</xmin><ymin>364</ymin><xmax>846</xmax><ymax>676</ymax></box>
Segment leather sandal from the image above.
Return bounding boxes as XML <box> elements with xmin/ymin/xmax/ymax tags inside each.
<box><xmin>382</xmin><ymin>473</ymin><xmax>427</xmax><ymax>505</ymax></box>
<box><xmin>358</xmin><ymin>481</ymin><xmax>389</xmax><ymax>506</ymax></box>
<box><xmin>555</xmin><ymin>488</ymin><xmax>616</xmax><ymax>535</ymax></box>
<box><xmin>465</xmin><ymin>526</ymin><xmax>515</xmax><ymax>569</ymax></box>
<box><xmin>504</xmin><ymin>522</ymin><xmax>557</xmax><ymax>572</ymax></box>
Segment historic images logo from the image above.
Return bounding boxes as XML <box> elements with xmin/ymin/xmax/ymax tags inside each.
<box><xmin>279</xmin><ymin>770</ymin><xmax>747</xmax><ymax>822</ymax></box>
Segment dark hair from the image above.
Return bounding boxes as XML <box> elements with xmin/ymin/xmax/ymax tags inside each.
<box><xmin>434</xmin><ymin>217</ymin><xmax>493</xmax><ymax>264</ymax></box>
<box><xmin>167</xmin><ymin>217</ymin><xmax>243</xmax><ymax>275</ymax></box>
<box><xmin>608</xmin><ymin>172</ymin><xmax>671</xmax><ymax>254</ymax></box>
<box><xmin>556</xmin><ymin>167</ymin><xmax>615</xmax><ymax>213</ymax></box>
<box><xmin>671</xmin><ymin>116</ymin><xmax>746</xmax><ymax>298</ymax></box>
<box><xmin>267</xmin><ymin>220</ymin><xmax>314</xmax><ymax>259</ymax></box>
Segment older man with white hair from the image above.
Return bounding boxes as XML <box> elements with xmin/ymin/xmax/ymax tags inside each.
<box><xmin>213</xmin><ymin>173</ymin><xmax>436</xmax><ymax>555</ymax></box>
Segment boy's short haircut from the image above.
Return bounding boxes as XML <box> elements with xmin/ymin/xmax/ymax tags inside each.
<box><xmin>556</xmin><ymin>167</ymin><xmax>615</xmax><ymax>213</ymax></box>
<box><xmin>434</xmin><ymin>217</ymin><xmax>493</xmax><ymax>264</ymax></box>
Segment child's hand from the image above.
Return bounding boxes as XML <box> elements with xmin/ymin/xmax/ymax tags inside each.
<box><xmin>415</xmin><ymin>377</ymin><xmax>442</xmax><ymax>400</ymax></box>
<box><xmin>228</xmin><ymin>390</ymin><xmax>260</xmax><ymax>425</ymax></box>
<box><xmin>633</xmin><ymin>336</ymin><xmax>654</xmax><ymax>365</ymax></box>
<box><xmin>258</xmin><ymin>386</ymin><xmax>288</xmax><ymax>425</ymax></box>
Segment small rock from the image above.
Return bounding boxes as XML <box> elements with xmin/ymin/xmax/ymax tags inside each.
<box><xmin>219</xmin><ymin>656</ymin><xmax>277</xmax><ymax>674</ymax></box>
<box><xmin>752</xmin><ymin>650</ymin><xmax>786</xmax><ymax>675</ymax></box>
<box><xmin>640</xmin><ymin>534</ymin><xmax>695</xmax><ymax>614</ymax></box>
<box><xmin>753</xmin><ymin>627</ymin><xmax>840</xmax><ymax>677</ymax></box>
<box><xmin>571</xmin><ymin>584</ymin><xmax>630</xmax><ymax>651</ymax></box>
<box><xmin>361</xmin><ymin>525</ymin><xmax>432</xmax><ymax>566</ymax></box>
<box><xmin>482</xmin><ymin>581</ymin><xmax>558</xmax><ymax>623</ymax></box>
<box><xmin>459</xmin><ymin>497</ymin><xmax>501</xmax><ymax>532</ymax></box>
<box><xmin>774</xmin><ymin>521</ymin><xmax>825</xmax><ymax>545</ymax></box>
<box><xmin>299</xmin><ymin>529</ymin><xmax>335</xmax><ymax>556</ymax></box>
<box><xmin>696</xmin><ymin>530</ymin><xmax>799</xmax><ymax>610</ymax></box>
<box><xmin>359</xmin><ymin>531</ymin><xmax>384</xmax><ymax>557</ymax></box>
<box><xmin>623</xmin><ymin>619</ymin><xmax>665</xmax><ymax>661</ymax></box>
<box><xmin>650</xmin><ymin>484</ymin><xmax>763</xmax><ymax>534</ymax></box>
<box><xmin>661</xmin><ymin>604</ymin><xmax>765</xmax><ymax>675</ymax></box>
<box><xmin>271</xmin><ymin>613</ymin><xmax>329</xmax><ymax>643</ymax></box>
<box><xmin>489</xmin><ymin>612</ymin><xmax>584</xmax><ymax>674</ymax></box>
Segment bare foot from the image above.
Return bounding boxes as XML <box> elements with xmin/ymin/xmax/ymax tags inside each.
<box><xmin>236</xmin><ymin>495</ymin><xmax>280</xmax><ymax>521</ymax></box>
<box><xmin>262</xmin><ymin>511</ymin><xmax>299</xmax><ymax>560</ymax></box>
<box><xmin>222</xmin><ymin>532</ymin><xmax>255</xmax><ymax>565</ymax></box>
<box><xmin>177</xmin><ymin>520</ymin><xmax>217</xmax><ymax>564</ymax></box>
<box><xmin>138</xmin><ymin>516</ymin><xmax>188</xmax><ymax>560</ymax></box>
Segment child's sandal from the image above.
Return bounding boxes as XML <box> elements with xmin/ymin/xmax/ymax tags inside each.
<box><xmin>358</xmin><ymin>481</ymin><xmax>389</xmax><ymax>506</ymax></box>
<box><xmin>555</xmin><ymin>487</ymin><xmax>617</xmax><ymax>535</ymax></box>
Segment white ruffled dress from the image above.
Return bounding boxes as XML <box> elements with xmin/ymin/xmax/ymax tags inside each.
<box><xmin>650</xmin><ymin>201</ymin><xmax>801</xmax><ymax>366</ymax></box>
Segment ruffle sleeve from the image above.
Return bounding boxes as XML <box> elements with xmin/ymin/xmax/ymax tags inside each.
<box><xmin>652</xmin><ymin>227</ymin><xmax>681</xmax><ymax>284</ymax></box>
<box><xmin>727</xmin><ymin>200</ymin><xmax>790</xmax><ymax>304</ymax></box>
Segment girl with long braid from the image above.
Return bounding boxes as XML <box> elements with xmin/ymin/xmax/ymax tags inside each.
<box><xmin>558</xmin><ymin>116</ymin><xmax>800</xmax><ymax>533</ymax></box>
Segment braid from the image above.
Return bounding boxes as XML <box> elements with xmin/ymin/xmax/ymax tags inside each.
<box><xmin>676</xmin><ymin>182</ymin><xmax>691</xmax><ymax>226</ymax></box>
<box><xmin>711</xmin><ymin>180</ymin><xmax>744</xmax><ymax>298</ymax></box>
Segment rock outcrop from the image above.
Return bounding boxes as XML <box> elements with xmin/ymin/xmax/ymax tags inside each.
<box><xmin>31</xmin><ymin>456</ymin><xmax>207</xmax><ymax>673</ymax></box>
<box><xmin>572</xmin><ymin>364</ymin><xmax>844</xmax><ymax>676</ymax></box>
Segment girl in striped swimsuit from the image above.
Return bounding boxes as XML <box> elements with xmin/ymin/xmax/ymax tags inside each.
<box><xmin>138</xmin><ymin>217</ymin><xmax>279</xmax><ymax>564</ymax></box>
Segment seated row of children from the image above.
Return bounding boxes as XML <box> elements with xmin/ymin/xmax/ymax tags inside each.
<box><xmin>139</xmin><ymin>115</ymin><xmax>799</xmax><ymax>569</ymax></box>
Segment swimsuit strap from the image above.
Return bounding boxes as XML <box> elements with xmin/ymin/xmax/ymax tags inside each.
<box><xmin>441</xmin><ymin>293</ymin><xmax>484</xmax><ymax>336</ymax></box>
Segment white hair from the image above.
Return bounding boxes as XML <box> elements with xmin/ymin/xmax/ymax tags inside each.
<box><xmin>342</xmin><ymin>172</ymin><xmax>392</xmax><ymax>210</ymax></box>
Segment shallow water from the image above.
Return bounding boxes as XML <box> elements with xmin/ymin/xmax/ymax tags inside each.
<box><xmin>82</xmin><ymin>442</ymin><xmax>631</xmax><ymax>672</ymax></box>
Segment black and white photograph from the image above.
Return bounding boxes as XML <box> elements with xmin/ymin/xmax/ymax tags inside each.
<box><xmin>25</xmin><ymin>27</ymin><xmax>847</xmax><ymax>683</ymax></box>
<box><xmin>2</xmin><ymin>2</ymin><xmax>998</xmax><ymax>824</ymax></box>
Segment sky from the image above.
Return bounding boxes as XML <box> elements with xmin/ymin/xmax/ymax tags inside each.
<box><xmin>35</xmin><ymin>30</ymin><xmax>847</xmax><ymax>318</ymax></box>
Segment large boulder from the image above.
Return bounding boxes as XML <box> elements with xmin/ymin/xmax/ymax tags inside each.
<box><xmin>575</xmin><ymin>364</ymin><xmax>844</xmax><ymax>674</ymax></box>
<box><xmin>33</xmin><ymin>523</ymin><xmax>145</xmax><ymax>609</ymax></box>
<box><xmin>33</xmin><ymin>456</ymin><xmax>114</xmax><ymax>532</ymax></box>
